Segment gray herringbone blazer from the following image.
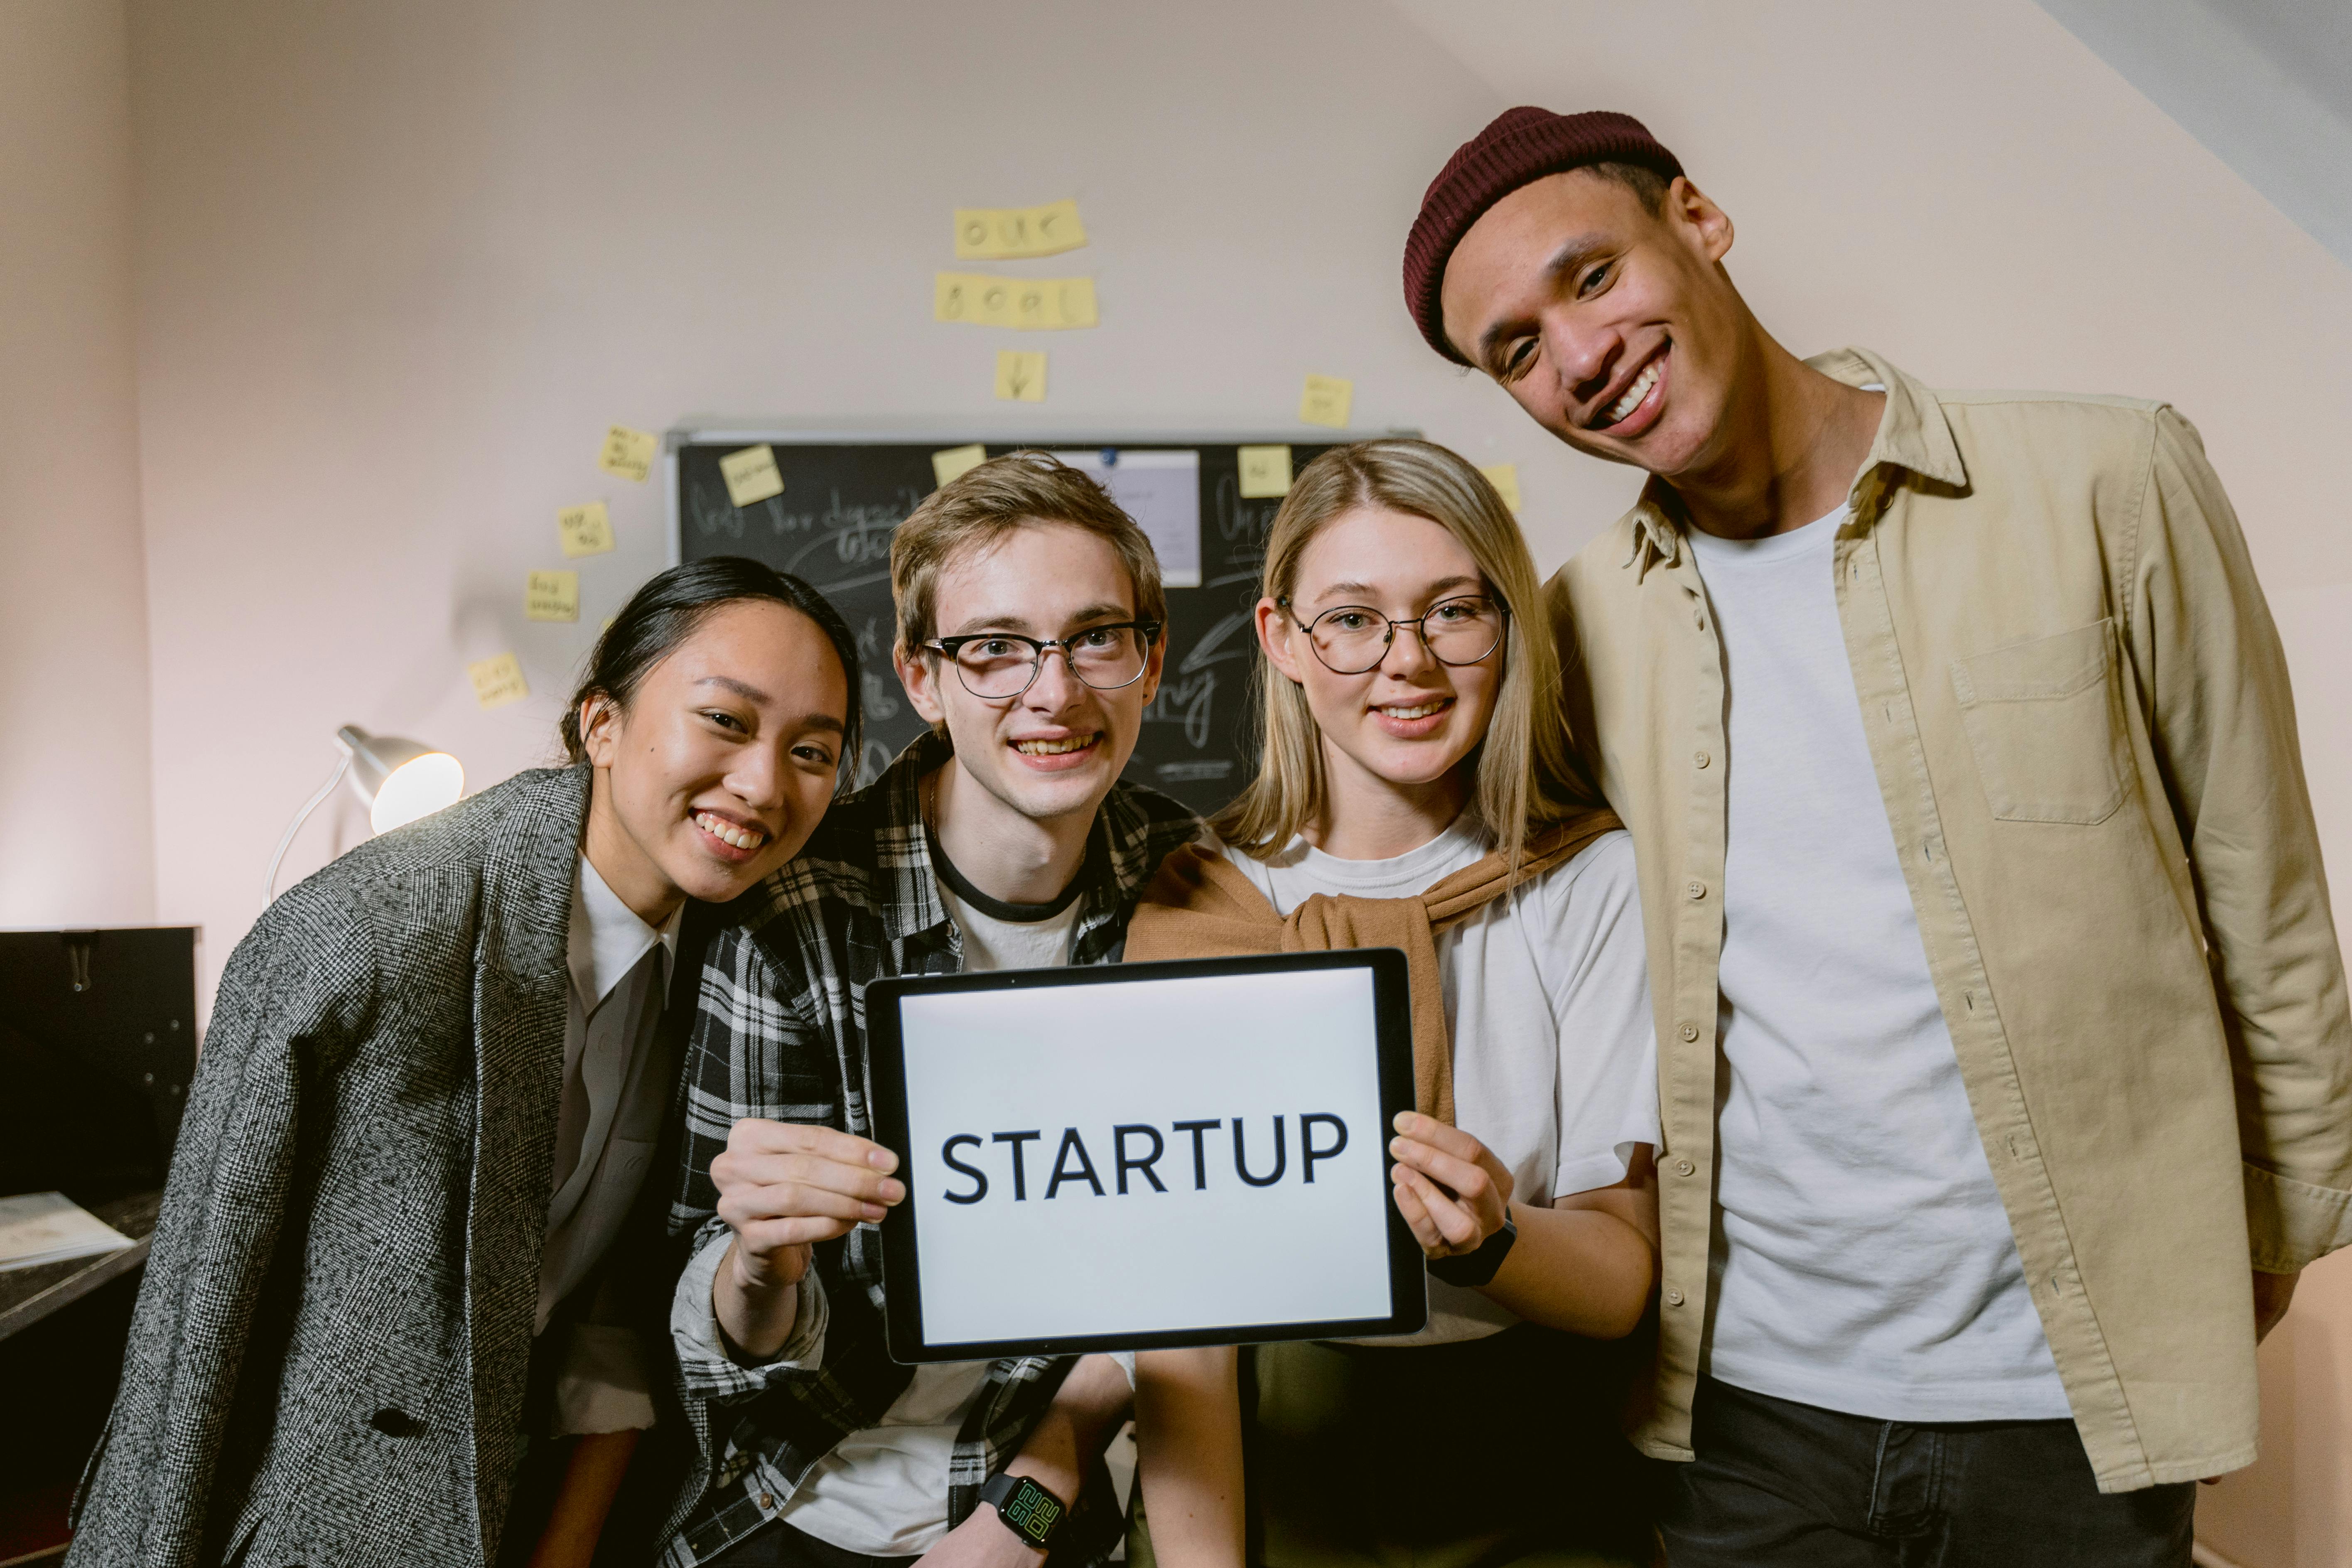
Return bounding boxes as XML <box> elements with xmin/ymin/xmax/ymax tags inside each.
<box><xmin>68</xmin><ymin>765</ymin><xmax>696</xmax><ymax>1567</ymax></box>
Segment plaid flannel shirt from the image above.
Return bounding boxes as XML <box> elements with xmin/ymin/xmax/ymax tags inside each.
<box><xmin>663</xmin><ymin>734</ymin><xmax>1202</xmax><ymax>1566</ymax></box>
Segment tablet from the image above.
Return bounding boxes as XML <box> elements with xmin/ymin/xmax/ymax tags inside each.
<box><xmin>866</xmin><ymin>949</ymin><xmax>1426</xmax><ymax>1362</ymax></box>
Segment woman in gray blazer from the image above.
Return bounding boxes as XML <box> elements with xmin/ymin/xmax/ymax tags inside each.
<box><xmin>68</xmin><ymin>558</ymin><xmax>863</xmax><ymax>1568</ymax></box>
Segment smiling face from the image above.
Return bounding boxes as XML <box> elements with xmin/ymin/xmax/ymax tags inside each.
<box><xmin>1258</xmin><ymin>506</ymin><xmax>1503</xmax><ymax>811</ymax></box>
<box><xmin>1439</xmin><ymin>168</ymin><xmax>1748</xmax><ymax>482</ymax></box>
<box><xmin>896</xmin><ymin>520</ymin><xmax>1164</xmax><ymax>829</ymax></box>
<box><xmin>580</xmin><ymin>599</ymin><xmax>850</xmax><ymax>918</ymax></box>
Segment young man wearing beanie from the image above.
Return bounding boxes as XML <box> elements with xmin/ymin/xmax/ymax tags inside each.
<box><xmin>1399</xmin><ymin>106</ymin><xmax>2352</xmax><ymax>1564</ymax></box>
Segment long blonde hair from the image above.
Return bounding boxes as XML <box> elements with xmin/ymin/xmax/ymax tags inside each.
<box><xmin>1211</xmin><ymin>439</ymin><xmax>1601</xmax><ymax>866</ymax></box>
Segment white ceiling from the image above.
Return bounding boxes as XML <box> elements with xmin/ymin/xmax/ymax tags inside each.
<box><xmin>1389</xmin><ymin>0</ymin><xmax>2352</xmax><ymax>272</ymax></box>
<box><xmin>2032</xmin><ymin>0</ymin><xmax>2352</xmax><ymax>266</ymax></box>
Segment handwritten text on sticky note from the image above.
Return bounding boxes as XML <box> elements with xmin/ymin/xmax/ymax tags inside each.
<box><xmin>719</xmin><ymin>444</ymin><xmax>785</xmax><ymax>507</ymax></box>
<box><xmin>932</xmin><ymin>444</ymin><xmax>988</xmax><ymax>488</ymax></box>
<box><xmin>558</xmin><ymin>501</ymin><xmax>614</xmax><ymax>557</ymax></box>
<box><xmin>599</xmin><ymin>425</ymin><xmax>658</xmax><ymax>483</ymax></box>
<box><xmin>1478</xmin><ymin>463</ymin><xmax>1522</xmax><ymax>513</ymax></box>
<box><xmin>469</xmin><ymin>653</ymin><xmax>529</xmax><ymax>709</ymax></box>
<box><xmin>1299</xmin><ymin>375</ymin><xmax>1353</xmax><ymax>429</ymax></box>
<box><xmin>1237</xmin><ymin>445</ymin><xmax>1294</xmax><ymax>499</ymax></box>
<box><xmin>934</xmin><ymin>273</ymin><xmax>1098</xmax><ymax>330</ymax></box>
<box><xmin>526</xmin><ymin>570</ymin><xmax>580</xmax><ymax>622</ymax></box>
<box><xmin>995</xmin><ymin>351</ymin><xmax>1047</xmax><ymax>402</ymax></box>
<box><xmin>955</xmin><ymin>199</ymin><xmax>1087</xmax><ymax>260</ymax></box>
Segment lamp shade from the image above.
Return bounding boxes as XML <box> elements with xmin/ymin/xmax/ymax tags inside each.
<box><xmin>335</xmin><ymin>724</ymin><xmax>464</xmax><ymax>834</ymax></box>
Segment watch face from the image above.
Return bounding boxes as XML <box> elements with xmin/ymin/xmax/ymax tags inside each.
<box><xmin>1000</xmin><ymin>1477</ymin><xmax>1063</xmax><ymax>1544</ymax></box>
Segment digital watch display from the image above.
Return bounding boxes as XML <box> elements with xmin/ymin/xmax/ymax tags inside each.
<box><xmin>981</xmin><ymin>1471</ymin><xmax>1066</xmax><ymax>1552</ymax></box>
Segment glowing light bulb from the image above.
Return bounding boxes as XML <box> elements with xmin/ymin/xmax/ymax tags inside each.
<box><xmin>368</xmin><ymin>751</ymin><xmax>464</xmax><ymax>834</ymax></box>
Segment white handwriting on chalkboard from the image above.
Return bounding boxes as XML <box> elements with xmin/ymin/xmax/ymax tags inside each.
<box><xmin>862</xmin><ymin>669</ymin><xmax>901</xmax><ymax>724</ymax></box>
<box><xmin>1181</xmin><ymin>610</ymin><xmax>1256</xmax><ymax>674</ymax></box>
<box><xmin>1144</xmin><ymin>669</ymin><xmax>1218</xmax><ymax>750</ymax></box>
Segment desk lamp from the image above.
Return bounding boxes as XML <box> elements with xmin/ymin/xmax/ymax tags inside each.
<box><xmin>262</xmin><ymin>725</ymin><xmax>464</xmax><ymax>906</ymax></box>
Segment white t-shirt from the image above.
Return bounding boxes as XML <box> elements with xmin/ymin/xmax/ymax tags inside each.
<box><xmin>1687</xmin><ymin>505</ymin><xmax>2070</xmax><ymax>1422</ymax></box>
<box><xmin>780</xmin><ymin>862</ymin><xmax>1096</xmax><ymax>1556</ymax></box>
<box><xmin>1215</xmin><ymin>817</ymin><xmax>1659</xmax><ymax>1345</ymax></box>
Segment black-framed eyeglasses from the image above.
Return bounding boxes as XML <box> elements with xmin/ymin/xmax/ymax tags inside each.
<box><xmin>922</xmin><ymin>621</ymin><xmax>1163</xmax><ymax>700</ymax></box>
<box><xmin>1277</xmin><ymin>594</ymin><xmax>1506</xmax><ymax>676</ymax></box>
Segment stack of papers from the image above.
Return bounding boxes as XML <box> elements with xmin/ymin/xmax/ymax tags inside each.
<box><xmin>0</xmin><ymin>1191</ymin><xmax>135</xmax><ymax>1273</ymax></box>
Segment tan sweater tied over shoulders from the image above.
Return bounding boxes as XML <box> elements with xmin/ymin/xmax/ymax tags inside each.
<box><xmin>1125</xmin><ymin>810</ymin><xmax>1622</xmax><ymax>1124</ymax></box>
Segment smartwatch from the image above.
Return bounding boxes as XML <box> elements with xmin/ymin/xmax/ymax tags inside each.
<box><xmin>981</xmin><ymin>1471</ymin><xmax>1068</xmax><ymax>1554</ymax></box>
<box><xmin>1427</xmin><ymin>1213</ymin><xmax>1518</xmax><ymax>1288</ymax></box>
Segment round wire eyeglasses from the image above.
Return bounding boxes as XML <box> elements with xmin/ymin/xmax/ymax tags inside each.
<box><xmin>1277</xmin><ymin>595</ymin><xmax>1505</xmax><ymax>675</ymax></box>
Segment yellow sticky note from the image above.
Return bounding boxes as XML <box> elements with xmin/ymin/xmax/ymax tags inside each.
<box><xmin>934</xmin><ymin>272</ymin><xmax>1096</xmax><ymax>331</ymax></box>
<box><xmin>469</xmin><ymin>652</ymin><xmax>529</xmax><ymax>709</ymax></box>
<box><xmin>935</xmin><ymin>271</ymin><xmax>977</xmax><ymax>324</ymax></box>
<box><xmin>598</xmin><ymin>425</ymin><xmax>658</xmax><ymax>483</ymax></box>
<box><xmin>974</xmin><ymin>274</ymin><xmax>1020</xmax><ymax>328</ymax></box>
<box><xmin>1478</xmin><ymin>463</ymin><xmax>1522</xmax><ymax>513</ymax></box>
<box><xmin>1299</xmin><ymin>374</ymin><xmax>1353</xmax><ymax>429</ymax></box>
<box><xmin>526</xmin><ymin>569</ymin><xmax>580</xmax><ymax>623</ymax></box>
<box><xmin>557</xmin><ymin>501</ymin><xmax>614</xmax><ymax>558</ymax></box>
<box><xmin>994</xmin><ymin>351</ymin><xmax>1047</xmax><ymax>402</ymax></box>
<box><xmin>1237</xmin><ymin>445</ymin><xmax>1293</xmax><ymax>500</ymax></box>
<box><xmin>932</xmin><ymin>444</ymin><xmax>988</xmax><ymax>488</ymax></box>
<box><xmin>719</xmin><ymin>443</ymin><xmax>785</xmax><ymax>507</ymax></box>
<box><xmin>1013</xmin><ymin>280</ymin><xmax>1058</xmax><ymax>330</ymax></box>
<box><xmin>1030</xmin><ymin>199</ymin><xmax>1086</xmax><ymax>255</ymax></box>
<box><xmin>954</xmin><ymin>199</ymin><xmax>1088</xmax><ymax>260</ymax></box>
<box><xmin>1050</xmin><ymin>277</ymin><xmax>1098</xmax><ymax>329</ymax></box>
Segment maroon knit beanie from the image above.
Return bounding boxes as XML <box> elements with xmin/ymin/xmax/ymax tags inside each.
<box><xmin>1403</xmin><ymin>107</ymin><xmax>1683</xmax><ymax>365</ymax></box>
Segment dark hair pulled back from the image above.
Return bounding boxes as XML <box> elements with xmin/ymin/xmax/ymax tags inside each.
<box><xmin>561</xmin><ymin>557</ymin><xmax>862</xmax><ymax>794</ymax></box>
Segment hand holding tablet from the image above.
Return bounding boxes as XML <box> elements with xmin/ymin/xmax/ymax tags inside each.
<box><xmin>1387</xmin><ymin>1111</ymin><xmax>1516</xmax><ymax>1257</ymax></box>
<box><xmin>709</xmin><ymin>1119</ymin><xmax>906</xmax><ymax>1355</ymax></box>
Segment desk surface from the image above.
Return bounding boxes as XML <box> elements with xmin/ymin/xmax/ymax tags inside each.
<box><xmin>0</xmin><ymin>1192</ymin><xmax>160</xmax><ymax>1343</ymax></box>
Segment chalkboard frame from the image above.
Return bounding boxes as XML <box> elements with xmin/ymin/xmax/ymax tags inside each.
<box><xmin>665</xmin><ymin>429</ymin><xmax>1412</xmax><ymax>813</ymax></box>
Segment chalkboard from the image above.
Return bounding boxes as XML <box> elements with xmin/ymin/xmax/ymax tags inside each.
<box><xmin>669</xmin><ymin>436</ymin><xmax>1350</xmax><ymax>814</ymax></box>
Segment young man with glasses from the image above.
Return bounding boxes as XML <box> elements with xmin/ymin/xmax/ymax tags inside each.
<box><xmin>661</xmin><ymin>453</ymin><xmax>1211</xmax><ymax>1568</ymax></box>
<box><xmin>1399</xmin><ymin>108</ymin><xmax>2352</xmax><ymax>1563</ymax></box>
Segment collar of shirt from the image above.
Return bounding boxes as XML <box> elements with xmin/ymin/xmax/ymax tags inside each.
<box><xmin>863</xmin><ymin>731</ymin><xmax>1181</xmax><ymax>955</ymax></box>
<box><xmin>570</xmin><ymin>851</ymin><xmax>683</xmax><ymax>1012</ymax></box>
<box><xmin>1623</xmin><ymin>346</ymin><xmax>1971</xmax><ymax>579</ymax></box>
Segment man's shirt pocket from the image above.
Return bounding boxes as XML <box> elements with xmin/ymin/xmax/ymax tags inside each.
<box><xmin>1950</xmin><ymin>619</ymin><xmax>2132</xmax><ymax>825</ymax></box>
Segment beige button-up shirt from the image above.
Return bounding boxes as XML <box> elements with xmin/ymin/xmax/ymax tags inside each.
<box><xmin>1549</xmin><ymin>347</ymin><xmax>2352</xmax><ymax>1492</ymax></box>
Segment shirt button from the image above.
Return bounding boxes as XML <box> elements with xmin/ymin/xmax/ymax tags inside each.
<box><xmin>1686</xmin><ymin>880</ymin><xmax>1707</xmax><ymax>900</ymax></box>
<box><xmin>1674</xmin><ymin>1158</ymin><xmax>1696</xmax><ymax>1178</ymax></box>
<box><xmin>1665</xmin><ymin>1287</ymin><xmax>1686</xmax><ymax>1307</ymax></box>
<box><xmin>760</xmin><ymin>1494</ymin><xmax>776</xmax><ymax>1509</ymax></box>
<box><xmin>1694</xmin><ymin>750</ymin><xmax>1710</xmax><ymax>768</ymax></box>
<box><xmin>1679</xmin><ymin>1023</ymin><xmax>1700</xmax><ymax>1042</ymax></box>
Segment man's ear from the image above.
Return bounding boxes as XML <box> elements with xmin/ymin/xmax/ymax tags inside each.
<box><xmin>1666</xmin><ymin>176</ymin><xmax>1734</xmax><ymax>265</ymax></box>
<box><xmin>579</xmin><ymin>696</ymin><xmax>622</xmax><ymax>768</ymax></box>
<box><xmin>1255</xmin><ymin>598</ymin><xmax>1307</xmax><ymax>686</ymax></box>
<box><xmin>1134</xmin><ymin>630</ymin><xmax>1167</xmax><ymax>707</ymax></box>
<box><xmin>896</xmin><ymin>644</ymin><xmax>947</xmax><ymax>726</ymax></box>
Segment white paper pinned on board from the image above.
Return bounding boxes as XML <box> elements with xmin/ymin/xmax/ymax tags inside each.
<box><xmin>1049</xmin><ymin>449</ymin><xmax>1202</xmax><ymax>589</ymax></box>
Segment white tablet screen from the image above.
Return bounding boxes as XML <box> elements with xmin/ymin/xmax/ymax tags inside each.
<box><xmin>896</xmin><ymin>963</ymin><xmax>1395</xmax><ymax>1347</ymax></box>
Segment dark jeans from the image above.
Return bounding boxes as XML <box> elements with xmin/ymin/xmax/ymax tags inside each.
<box><xmin>703</xmin><ymin>1520</ymin><xmax>919</xmax><ymax>1568</ymax></box>
<box><xmin>1230</xmin><ymin>1326</ymin><xmax>1657</xmax><ymax>1568</ymax></box>
<box><xmin>1659</xmin><ymin>1377</ymin><xmax>2195</xmax><ymax>1567</ymax></box>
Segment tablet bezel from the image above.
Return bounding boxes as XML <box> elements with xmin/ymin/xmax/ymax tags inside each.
<box><xmin>865</xmin><ymin>949</ymin><xmax>1427</xmax><ymax>1363</ymax></box>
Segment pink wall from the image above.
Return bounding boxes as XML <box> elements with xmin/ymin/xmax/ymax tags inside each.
<box><xmin>0</xmin><ymin>0</ymin><xmax>155</xmax><ymax>930</ymax></box>
<box><xmin>1</xmin><ymin>0</ymin><xmax>2343</xmax><ymax>1559</ymax></box>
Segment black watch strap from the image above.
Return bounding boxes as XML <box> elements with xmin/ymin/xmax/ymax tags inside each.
<box><xmin>981</xmin><ymin>1471</ymin><xmax>1067</xmax><ymax>1553</ymax></box>
<box><xmin>1426</xmin><ymin>1214</ymin><xmax>1518</xmax><ymax>1288</ymax></box>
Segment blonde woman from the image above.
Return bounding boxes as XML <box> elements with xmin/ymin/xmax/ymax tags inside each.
<box><xmin>1127</xmin><ymin>439</ymin><xmax>1661</xmax><ymax>1568</ymax></box>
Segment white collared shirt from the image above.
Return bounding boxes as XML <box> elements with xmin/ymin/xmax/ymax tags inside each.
<box><xmin>537</xmin><ymin>852</ymin><xmax>682</xmax><ymax>1434</ymax></box>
